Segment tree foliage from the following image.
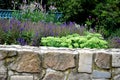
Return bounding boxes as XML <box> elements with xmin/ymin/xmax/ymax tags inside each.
<box><xmin>47</xmin><ymin>0</ymin><xmax>97</xmax><ymax>23</ymax></box>
<box><xmin>92</xmin><ymin>0</ymin><xmax>120</xmax><ymax>37</ymax></box>
<box><xmin>47</xmin><ymin>0</ymin><xmax>120</xmax><ymax>37</ymax></box>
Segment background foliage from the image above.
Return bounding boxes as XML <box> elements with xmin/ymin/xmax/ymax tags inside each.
<box><xmin>47</xmin><ymin>0</ymin><xmax>120</xmax><ymax>37</ymax></box>
<box><xmin>12</xmin><ymin>10</ymin><xmax>60</xmax><ymax>23</ymax></box>
<box><xmin>92</xmin><ymin>0</ymin><xmax>120</xmax><ymax>37</ymax></box>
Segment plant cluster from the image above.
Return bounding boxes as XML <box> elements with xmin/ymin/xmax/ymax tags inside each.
<box><xmin>41</xmin><ymin>32</ymin><xmax>108</xmax><ymax>49</ymax></box>
<box><xmin>12</xmin><ymin>10</ymin><xmax>61</xmax><ymax>23</ymax></box>
<box><xmin>108</xmin><ymin>37</ymin><xmax>120</xmax><ymax>48</ymax></box>
<box><xmin>0</xmin><ymin>19</ymin><xmax>85</xmax><ymax>46</ymax></box>
<box><xmin>91</xmin><ymin>0</ymin><xmax>120</xmax><ymax>37</ymax></box>
<box><xmin>11</xmin><ymin>0</ymin><xmax>63</xmax><ymax>24</ymax></box>
<box><xmin>0</xmin><ymin>19</ymin><xmax>39</xmax><ymax>46</ymax></box>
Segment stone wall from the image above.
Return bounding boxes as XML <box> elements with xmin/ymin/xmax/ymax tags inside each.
<box><xmin>0</xmin><ymin>45</ymin><xmax>120</xmax><ymax>80</ymax></box>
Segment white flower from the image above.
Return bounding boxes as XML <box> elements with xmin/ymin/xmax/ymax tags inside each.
<box><xmin>49</xmin><ymin>5</ymin><xmax>57</xmax><ymax>10</ymax></box>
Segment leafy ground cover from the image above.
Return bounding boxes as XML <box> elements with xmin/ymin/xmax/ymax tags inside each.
<box><xmin>41</xmin><ymin>32</ymin><xmax>108</xmax><ymax>48</ymax></box>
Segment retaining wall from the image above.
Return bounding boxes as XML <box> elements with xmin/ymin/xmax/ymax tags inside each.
<box><xmin>0</xmin><ymin>45</ymin><xmax>120</xmax><ymax>80</ymax></box>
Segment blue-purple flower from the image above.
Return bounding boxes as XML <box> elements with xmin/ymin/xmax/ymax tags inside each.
<box><xmin>17</xmin><ymin>38</ymin><xmax>26</xmax><ymax>46</ymax></box>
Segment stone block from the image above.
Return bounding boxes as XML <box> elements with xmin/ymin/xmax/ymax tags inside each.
<box><xmin>11</xmin><ymin>51</ymin><xmax>42</xmax><ymax>73</ymax></box>
<box><xmin>94</xmin><ymin>53</ymin><xmax>111</xmax><ymax>69</ymax></box>
<box><xmin>42</xmin><ymin>50</ymin><xmax>77</xmax><ymax>71</ymax></box>
<box><xmin>0</xmin><ymin>75</ymin><xmax>6</xmax><ymax>80</ymax></box>
<box><xmin>0</xmin><ymin>61</ymin><xmax>7</xmax><ymax>80</ymax></box>
<box><xmin>0</xmin><ymin>61</ymin><xmax>7</xmax><ymax>74</ymax></box>
<box><xmin>92</xmin><ymin>70</ymin><xmax>111</xmax><ymax>79</ymax></box>
<box><xmin>78</xmin><ymin>50</ymin><xmax>93</xmax><ymax>73</ymax></box>
<box><xmin>10</xmin><ymin>75</ymin><xmax>33</xmax><ymax>80</ymax></box>
<box><xmin>0</xmin><ymin>50</ymin><xmax>17</xmax><ymax>60</ymax></box>
<box><xmin>68</xmin><ymin>69</ymin><xmax>92</xmax><ymax>80</ymax></box>
<box><xmin>92</xmin><ymin>79</ymin><xmax>109</xmax><ymax>80</ymax></box>
<box><xmin>112</xmin><ymin>68</ymin><xmax>120</xmax><ymax>76</ymax></box>
<box><xmin>113</xmin><ymin>75</ymin><xmax>120</xmax><ymax>80</ymax></box>
<box><xmin>43</xmin><ymin>69</ymin><xmax>65</xmax><ymax>80</ymax></box>
<box><xmin>112</xmin><ymin>53</ymin><xmax>120</xmax><ymax>67</ymax></box>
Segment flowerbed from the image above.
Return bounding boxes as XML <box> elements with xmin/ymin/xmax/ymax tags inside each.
<box><xmin>0</xmin><ymin>19</ymin><xmax>85</xmax><ymax>46</ymax></box>
<box><xmin>0</xmin><ymin>18</ymin><xmax>119</xmax><ymax>48</ymax></box>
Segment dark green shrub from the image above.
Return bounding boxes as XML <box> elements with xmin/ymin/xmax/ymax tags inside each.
<box><xmin>47</xmin><ymin>0</ymin><xmax>120</xmax><ymax>38</ymax></box>
<box><xmin>91</xmin><ymin>0</ymin><xmax>120</xmax><ymax>37</ymax></box>
<box><xmin>47</xmin><ymin>0</ymin><xmax>97</xmax><ymax>23</ymax></box>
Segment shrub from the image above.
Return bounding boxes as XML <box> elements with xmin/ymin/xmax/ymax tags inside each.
<box><xmin>47</xmin><ymin>0</ymin><xmax>97</xmax><ymax>23</ymax></box>
<box><xmin>108</xmin><ymin>37</ymin><xmax>120</xmax><ymax>48</ymax></box>
<box><xmin>110</xmin><ymin>28</ymin><xmax>120</xmax><ymax>37</ymax></box>
<box><xmin>47</xmin><ymin>0</ymin><xmax>120</xmax><ymax>38</ymax></box>
<box><xmin>91</xmin><ymin>0</ymin><xmax>120</xmax><ymax>37</ymax></box>
<box><xmin>41</xmin><ymin>32</ymin><xmax>108</xmax><ymax>49</ymax></box>
<box><xmin>0</xmin><ymin>19</ymin><xmax>41</xmax><ymax>46</ymax></box>
<box><xmin>12</xmin><ymin>10</ymin><xmax>61</xmax><ymax>24</ymax></box>
<box><xmin>0</xmin><ymin>19</ymin><xmax>21</xmax><ymax>44</ymax></box>
<box><xmin>0</xmin><ymin>19</ymin><xmax>86</xmax><ymax>46</ymax></box>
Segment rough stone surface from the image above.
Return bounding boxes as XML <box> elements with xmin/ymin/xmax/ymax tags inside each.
<box><xmin>68</xmin><ymin>69</ymin><xmax>92</xmax><ymax>80</ymax></box>
<box><xmin>94</xmin><ymin>53</ymin><xmax>111</xmax><ymax>69</ymax></box>
<box><xmin>0</xmin><ymin>75</ymin><xmax>6</xmax><ymax>80</ymax></box>
<box><xmin>78</xmin><ymin>50</ymin><xmax>93</xmax><ymax>73</ymax></box>
<box><xmin>0</xmin><ymin>50</ymin><xmax>7</xmax><ymax>60</ymax></box>
<box><xmin>43</xmin><ymin>69</ymin><xmax>65</xmax><ymax>80</ymax></box>
<box><xmin>92</xmin><ymin>70</ymin><xmax>111</xmax><ymax>79</ymax></box>
<box><xmin>113</xmin><ymin>75</ymin><xmax>120</xmax><ymax>80</ymax></box>
<box><xmin>8</xmin><ymin>71</ymin><xmax>14</xmax><ymax>76</ymax></box>
<box><xmin>92</xmin><ymin>79</ymin><xmax>109</xmax><ymax>80</ymax></box>
<box><xmin>112</xmin><ymin>53</ymin><xmax>120</xmax><ymax>67</ymax></box>
<box><xmin>0</xmin><ymin>50</ymin><xmax>17</xmax><ymax>60</ymax></box>
<box><xmin>32</xmin><ymin>70</ymin><xmax>46</xmax><ymax>80</ymax></box>
<box><xmin>11</xmin><ymin>51</ymin><xmax>41</xmax><ymax>73</ymax></box>
<box><xmin>0</xmin><ymin>61</ymin><xmax>7</xmax><ymax>80</ymax></box>
<box><xmin>10</xmin><ymin>75</ymin><xmax>33</xmax><ymax>80</ymax></box>
<box><xmin>112</xmin><ymin>68</ymin><xmax>120</xmax><ymax>76</ymax></box>
<box><xmin>0</xmin><ymin>61</ymin><xmax>6</xmax><ymax>74</ymax></box>
<box><xmin>42</xmin><ymin>52</ymin><xmax>76</xmax><ymax>71</ymax></box>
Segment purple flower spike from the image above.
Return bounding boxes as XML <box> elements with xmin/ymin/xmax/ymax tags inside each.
<box><xmin>69</xmin><ymin>21</ymin><xmax>74</xmax><ymax>26</ymax></box>
<box><xmin>17</xmin><ymin>20</ymin><xmax>21</xmax><ymax>26</ymax></box>
<box><xmin>35</xmin><ymin>32</ymin><xmax>39</xmax><ymax>37</ymax></box>
<box><xmin>9</xmin><ymin>25</ymin><xmax>12</xmax><ymax>30</ymax></box>
<box><xmin>17</xmin><ymin>38</ymin><xmax>26</xmax><ymax>46</ymax></box>
<box><xmin>117</xmin><ymin>39</ymin><xmax>120</xmax><ymax>43</ymax></box>
<box><xmin>20</xmin><ymin>27</ymin><xmax>24</xmax><ymax>32</ymax></box>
